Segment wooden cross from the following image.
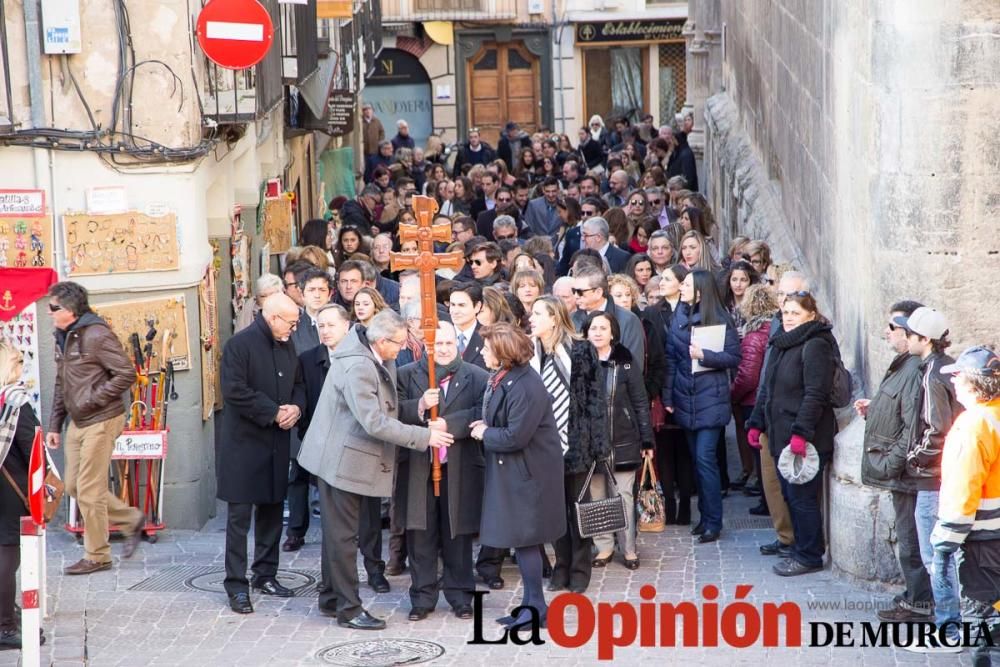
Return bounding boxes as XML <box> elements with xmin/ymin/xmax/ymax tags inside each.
<box><xmin>390</xmin><ymin>195</ymin><xmax>463</xmax><ymax>496</ymax></box>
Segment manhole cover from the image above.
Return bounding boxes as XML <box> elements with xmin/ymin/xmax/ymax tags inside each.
<box><xmin>186</xmin><ymin>568</ymin><xmax>316</xmax><ymax>594</ymax></box>
<box><xmin>128</xmin><ymin>565</ymin><xmax>321</xmax><ymax>595</ymax></box>
<box><xmin>316</xmin><ymin>639</ymin><xmax>444</xmax><ymax>666</ymax></box>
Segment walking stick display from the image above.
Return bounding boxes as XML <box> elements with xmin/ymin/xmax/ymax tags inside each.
<box><xmin>65</xmin><ymin>326</ymin><xmax>172</xmax><ymax>543</ymax></box>
<box><xmin>389</xmin><ymin>196</ymin><xmax>463</xmax><ymax>496</ymax></box>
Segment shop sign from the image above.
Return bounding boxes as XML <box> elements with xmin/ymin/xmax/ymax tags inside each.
<box><xmin>576</xmin><ymin>19</ymin><xmax>685</xmax><ymax>44</ymax></box>
<box><xmin>327</xmin><ymin>90</ymin><xmax>355</xmax><ymax>136</ymax></box>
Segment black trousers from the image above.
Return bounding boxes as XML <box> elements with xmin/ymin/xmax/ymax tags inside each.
<box><xmin>286</xmin><ymin>459</ymin><xmax>312</xmax><ymax>539</ymax></box>
<box><xmin>0</xmin><ymin>545</ymin><xmax>18</xmax><ymax>631</ymax></box>
<box><xmin>223</xmin><ymin>501</ymin><xmax>283</xmax><ymax>596</ymax></box>
<box><xmin>476</xmin><ymin>545</ymin><xmax>508</xmax><ymax>580</ymax></box>
<box><xmin>552</xmin><ymin>471</ymin><xmax>593</xmax><ymax>590</ymax></box>
<box><xmin>957</xmin><ymin>540</ymin><xmax>1000</xmax><ymax>667</ymax></box>
<box><xmin>406</xmin><ymin>466</ymin><xmax>474</xmax><ymax>610</ymax></box>
<box><xmin>359</xmin><ymin>496</ymin><xmax>385</xmax><ymax>578</ymax></box>
<box><xmin>891</xmin><ymin>491</ymin><xmax>933</xmax><ymax>609</ymax></box>
<box><xmin>655</xmin><ymin>427</ymin><xmax>695</xmax><ymax>500</ymax></box>
<box><xmin>317</xmin><ymin>480</ymin><xmax>374</xmax><ymax>621</ymax></box>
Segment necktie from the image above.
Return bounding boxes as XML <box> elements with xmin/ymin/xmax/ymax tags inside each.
<box><xmin>457</xmin><ymin>332</ymin><xmax>467</xmax><ymax>356</ymax></box>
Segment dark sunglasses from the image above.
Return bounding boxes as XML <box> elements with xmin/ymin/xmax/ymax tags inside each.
<box><xmin>648</xmin><ymin>199</ymin><xmax>662</xmax><ymax>206</ymax></box>
<box><xmin>571</xmin><ymin>286</ymin><xmax>599</xmax><ymax>296</ymax></box>
<box><xmin>48</xmin><ymin>303</ymin><xmax>64</xmax><ymax>313</ymax></box>
<box><xmin>470</xmin><ymin>258</ymin><xmax>487</xmax><ymax>266</ymax></box>
<box><xmin>786</xmin><ymin>290</ymin><xmax>810</xmax><ymax>297</ymax></box>
<box><xmin>494</xmin><ymin>233</ymin><xmax>516</xmax><ymax>241</ymax></box>
<box><xmin>628</xmin><ymin>200</ymin><xmax>645</xmax><ymax>207</ymax></box>
<box><xmin>888</xmin><ymin>322</ymin><xmax>900</xmax><ymax>332</ymax></box>
<box><xmin>284</xmin><ymin>281</ymin><xmax>298</xmax><ymax>288</ymax></box>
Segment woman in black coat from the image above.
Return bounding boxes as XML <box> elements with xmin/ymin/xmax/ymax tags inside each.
<box><xmin>528</xmin><ymin>297</ymin><xmax>608</xmax><ymax>594</ymax></box>
<box><xmin>747</xmin><ymin>291</ymin><xmax>837</xmax><ymax>577</ymax></box>
<box><xmin>0</xmin><ymin>345</ymin><xmax>41</xmax><ymax>650</ymax></box>
<box><xmin>471</xmin><ymin>323</ymin><xmax>566</xmax><ymax>629</ymax></box>
<box><xmin>649</xmin><ymin>264</ymin><xmax>695</xmax><ymax>524</ymax></box>
<box><xmin>583</xmin><ymin>313</ymin><xmax>654</xmax><ymax>571</ymax></box>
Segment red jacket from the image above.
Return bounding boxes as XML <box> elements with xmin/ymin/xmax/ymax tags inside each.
<box><xmin>731</xmin><ymin>320</ymin><xmax>770</xmax><ymax>406</ymax></box>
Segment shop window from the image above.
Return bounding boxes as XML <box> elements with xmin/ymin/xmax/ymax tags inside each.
<box><xmin>584</xmin><ymin>47</ymin><xmax>647</xmax><ymax>123</ymax></box>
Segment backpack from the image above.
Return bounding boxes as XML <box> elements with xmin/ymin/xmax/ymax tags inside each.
<box><xmin>802</xmin><ymin>338</ymin><xmax>853</xmax><ymax>408</ymax></box>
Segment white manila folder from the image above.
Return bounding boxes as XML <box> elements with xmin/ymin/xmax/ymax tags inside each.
<box><xmin>691</xmin><ymin>324</ymin><xmax>726</xmax><ymax>374</ymax></box>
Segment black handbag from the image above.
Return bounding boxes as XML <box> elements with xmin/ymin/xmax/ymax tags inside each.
<box><xmin>574</xmin><ymin>459</ymin><xmax>628</xmax><ymax>538</ymax></box>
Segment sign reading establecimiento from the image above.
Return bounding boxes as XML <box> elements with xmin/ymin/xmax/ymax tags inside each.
<box><xmin>576</xmin><ymin>19</ymin><xmax>685</xmax><ymax>44</ymax></box>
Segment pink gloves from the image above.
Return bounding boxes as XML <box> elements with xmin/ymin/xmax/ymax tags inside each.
<box><xmin>789</xmin><ymin>434</ymin><xmax>808</xmax><ymax>456</ymax></box>
<box><xmin>747</xmin><ymin>428</ymin><xmax>762</xmax><ymax>449</ymax></box>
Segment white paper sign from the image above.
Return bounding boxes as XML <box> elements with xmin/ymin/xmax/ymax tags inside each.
<box><xmin>691</xmin><ymin>324</ymin><xmax>726</xmax><ymax>373</ymax></box>
<box><xmin>86</xmin><ymin>186</ymin><xmax>128</xmax><ymax>214</ymax></box>
<box><xmin>0</xmin><ymin>189</ymin><xmax>45</xmax><ymax>215</ymax></box>
<box><xmin>113</xmin><ymin>431</ymin><xmax>167</xmax><ymax>459</ymax></box>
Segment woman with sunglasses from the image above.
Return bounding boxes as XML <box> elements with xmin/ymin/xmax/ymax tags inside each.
<box><xmin>663</xmin><ymin>269</ymin><xmax>741</xmax><ymax>544</ymax></box>
<box><xmin>625</xmin><ymin>190</ymin><xmax>649</xmax><ymax>223</ymax></box>
<box><xmin>747</xmin><ymin>291</ymin><xmax>838</xmax><ymax>577</ymax></box>
<box><xmin>528</xmin><ymin>297</ymin><xmax>607</xmax><ymax>594</ymax></box>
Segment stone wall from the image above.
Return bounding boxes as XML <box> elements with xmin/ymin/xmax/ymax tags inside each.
<box><xmin>692</xmin><ymin>0</ymin><xmax>1000</xmax><ymax>583</ymax></box>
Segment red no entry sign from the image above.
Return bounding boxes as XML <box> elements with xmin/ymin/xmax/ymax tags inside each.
<box><xmin>196</xmin><ymin>0</ymin><xmax>275</xmax><ymax>70</ymax></box>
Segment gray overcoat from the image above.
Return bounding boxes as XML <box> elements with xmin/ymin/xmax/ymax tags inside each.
<box><xmin>297</xmin><ymin>326</ymin><xmax>431</xmax><ymax>497</ymax></box>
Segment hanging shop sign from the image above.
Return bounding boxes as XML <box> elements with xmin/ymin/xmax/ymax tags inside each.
<box><xmin>327</xmin><ymin>90</ymin><xmax>356</xmax><ymax>136</ymax></box>
<box><xmin>576</xmin><ymin>19</ymin><xmax>685</xmax><ymax>44</ymax></box>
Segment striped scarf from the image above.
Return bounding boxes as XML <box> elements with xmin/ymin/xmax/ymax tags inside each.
<box><xmin>531</xmin><ymin>342</ymin><xmax>571</xmax><ymax>455</ymax></box>
<box><xmin>0</xmin><ymin>384</ymin><xmax>29</xmax><ymax>470</ymax></box>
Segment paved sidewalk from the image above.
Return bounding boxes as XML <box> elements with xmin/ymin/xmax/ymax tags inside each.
<box><xmin>1</xmin><ymin>491</ymin><xmax>977</xmax><ymax>666</ymax></box>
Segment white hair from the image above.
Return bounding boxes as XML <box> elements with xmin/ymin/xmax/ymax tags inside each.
<box><xmin>366</xmin><ymin>309</ymin><xmax>407</xmax><ymax>342</ymax></box>
<box><xmin>255</xmin><ymin>273</ymin><xmax>283</xmax><ymax>295</ymax></box>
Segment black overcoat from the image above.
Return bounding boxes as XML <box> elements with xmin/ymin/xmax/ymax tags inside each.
<box><xmin>749</xmin><ymin>320</ymin><xmax>838</xmax><ymax>458</ymax></box>
<box><xmin>395</xmin><ymin>358</ymin><xmax>488</xmax><ymax>537</ymax></box>
<box><xmin>217</xmin><ymin>316</ymin><xmax>305</xmax><ymax>504</ymax></box>
<box><xmin>479</xmin><ymin>364</ymin><xmax>566</xmax><ymax>548</ymax></box>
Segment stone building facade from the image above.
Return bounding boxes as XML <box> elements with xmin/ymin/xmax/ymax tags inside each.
<box><xmin>685</xmin><ymin>0</ymin><xmax>1000</xmax><ymax>582</ymax></box>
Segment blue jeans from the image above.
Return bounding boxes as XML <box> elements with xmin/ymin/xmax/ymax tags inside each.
<box><xmin>686</xmin><ymin>428</ymin><xmax>724</xmax><ymax>533</ymax></box>
<box><xmin>776</xmin><ymin>455</ymin><xmax>827</xmax><ymax>568</ymax></box>
<box><xmin>915</xmin><ymin>490</ymin><xmax>961</xmax><ymax>631</ymax></box>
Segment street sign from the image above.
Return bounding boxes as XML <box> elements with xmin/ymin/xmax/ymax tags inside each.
<box><xmin>196</xmin><ymin>0</ymin><xmax>274</xmax><ymax>71</ymax></box>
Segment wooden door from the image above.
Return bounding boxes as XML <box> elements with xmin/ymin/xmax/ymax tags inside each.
<box><xmin>467</xmin><ymin>42</ymin><xmax>540</xmax><ymax>146</ymax></box>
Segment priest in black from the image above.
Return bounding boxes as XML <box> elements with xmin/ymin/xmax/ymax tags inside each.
<box><xmin>395</xmin><ymin>323</ymin><xmax>489</xmax><ymax>620</ymax></box>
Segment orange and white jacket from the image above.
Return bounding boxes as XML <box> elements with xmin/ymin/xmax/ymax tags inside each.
<box><xmin>931</xmin><ymin>398</ymin><xmax>1000</xmax><ymax>552</ymax></box>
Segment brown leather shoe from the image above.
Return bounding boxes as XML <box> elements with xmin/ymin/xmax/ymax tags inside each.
<box><xmin>64</xmin><ymin>558</ymin><xmax>112</xmax><ymax>575</ymax></box>
<box><xmin>122</xmin><ymin>512</ymin><xmax>146</xmax><ymax>559</ymax></box>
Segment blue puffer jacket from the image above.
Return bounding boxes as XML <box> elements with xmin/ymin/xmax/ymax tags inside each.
<box><xmin>662</xmin><ymin>302</ymin><xmax>742</xmax><ymax>431</ymax></box>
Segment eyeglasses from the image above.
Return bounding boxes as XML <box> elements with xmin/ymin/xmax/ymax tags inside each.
<box><xmin>470</xmin><ymin>258</ymin><xmax>488</xmax><ymax>266</ymax></box>
<box><xmin>628</xmin><ymin>200</ymin><xmax>645</xmax><ymax>207</ymax></box>
<box><xmin>494</xmin><ymin>233</ymin><xmax>516</xmax><ymax>241</ymax></box>
<box><xmin>581</xmin><ymin>209</ymin><xmax>597</xmax><ymax>217</ymax></box>
<box><xmin>48</xmin><ymin>303</ymin><xmax>64</xmax><ymax>313</ymax></box>
<box><xmin>786</xmin><ymin>291</ymin><xmax>810</xmax><ymax>297</ymax></box>
<box><xmin>571</xmin><ymin>286</ymin><xmax>599</xmax><ymax>296</ymax></box>
<box><xmin>275</xmin><ymin>314</ymin><xmax>299</xmax><ymax>330</ymax></box>
<box><xmin>581</xmin><ymin>232</ymin><xmax>601</xmax><ymax>240</ymax></box>
<box><xmin>386</xmin><ymin>336</ymin><xmax>408</xmax><ymax>347</ymax></box>
<box><xmin>284</xmin><ymin>281</ymin><xmax>298</xmax><ymax>289</ymax></box>
<box><xmin>496</xmin><ymin>197</ymin><xmax>513</xmax><ymax>204</ymax></box>
<box><xmin>887</xmin><ymin>322</ymin><xmax>900</xmax><ymax>332</ymax></box>
<box><xmin>648</xmin><ymin>199</ymin><xmax>662</xmax><ymax>206</ymax></box>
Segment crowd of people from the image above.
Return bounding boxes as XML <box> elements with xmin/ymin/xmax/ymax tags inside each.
<box><xmin>0</xmin><ymin>110</ymin><xmax>998</xmax><ymax>663</ymax></box>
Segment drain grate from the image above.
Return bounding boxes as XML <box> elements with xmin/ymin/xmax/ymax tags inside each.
<box><xmin>723</xmin><ymin>517</ymin><xmax>775</xmax><ymax>530</ymax></box>
<box><xmin>129</xmin><ymin>565</ymin><xmax>321</xmax><ymax>596</ymax></box>
<box><xmin>316</xmin><ymin>639</ymin><xmax>444</xmax><ymax>666</ymax></box>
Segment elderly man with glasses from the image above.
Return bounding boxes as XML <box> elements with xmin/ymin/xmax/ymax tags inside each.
<box><xmin>298</xmin><ymin>310</ymin><xmax>454</xmax><ymax>630</ymax></box>
<box><xmin>217</xmin><ymin>293</ymin><xmax>307</xmax><ymax>614</ymax></box>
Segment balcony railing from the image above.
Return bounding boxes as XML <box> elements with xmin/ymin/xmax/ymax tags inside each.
<box><xmin>199</xmin><ymin>0</ymin><xmax>284</xmax><ymax>123</ymax></box>
<box><xmin>381</xmin><ymin>0</ymin><xmax>518</xmax><ymax>22</ymax></box>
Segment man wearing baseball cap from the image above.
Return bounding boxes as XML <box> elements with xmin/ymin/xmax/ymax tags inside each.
<box><xmin>892</xmin><ymin>307</ymin><xmax>963</xmax><ymax>652</ymax></box>
<box><xmin>931</xmin><ymin>346</ymin><xmax>1000</xmax><ymax>662</ymax></box>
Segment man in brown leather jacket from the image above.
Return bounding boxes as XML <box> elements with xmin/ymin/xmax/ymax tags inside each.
<box><xmin>45</xmin><ymin>282</ymin><xmax>143</xmax><ymax>575</ymax></box>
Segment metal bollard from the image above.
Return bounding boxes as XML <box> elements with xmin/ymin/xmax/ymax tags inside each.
<box><xmin>19</xmin><ymin>516</ymin><xmax>44</xmax><ymax>667</ymax></box>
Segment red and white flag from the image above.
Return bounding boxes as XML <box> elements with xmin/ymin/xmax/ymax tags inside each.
<box><xmin>28</xmin><ymin>426</ymin><xmax>44</xmax><ymax>524</ymax></box>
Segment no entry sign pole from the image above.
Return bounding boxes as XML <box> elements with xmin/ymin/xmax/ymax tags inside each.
<box><xmin>196</xmin><ymin>0</ymin><xmax>275</xmax><ymax>70</ymax></box>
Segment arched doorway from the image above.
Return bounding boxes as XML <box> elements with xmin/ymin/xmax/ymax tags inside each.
<box><xmin>364</xmin><ymin>49</ymin><xmax>433</xmax><ymax>150</ymax></box>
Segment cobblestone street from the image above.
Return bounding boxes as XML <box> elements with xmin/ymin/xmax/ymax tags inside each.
<box><xmin>1</xmin><ymin>492</ymin><xmax>975</xmax><ymax>667</ymax></box>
